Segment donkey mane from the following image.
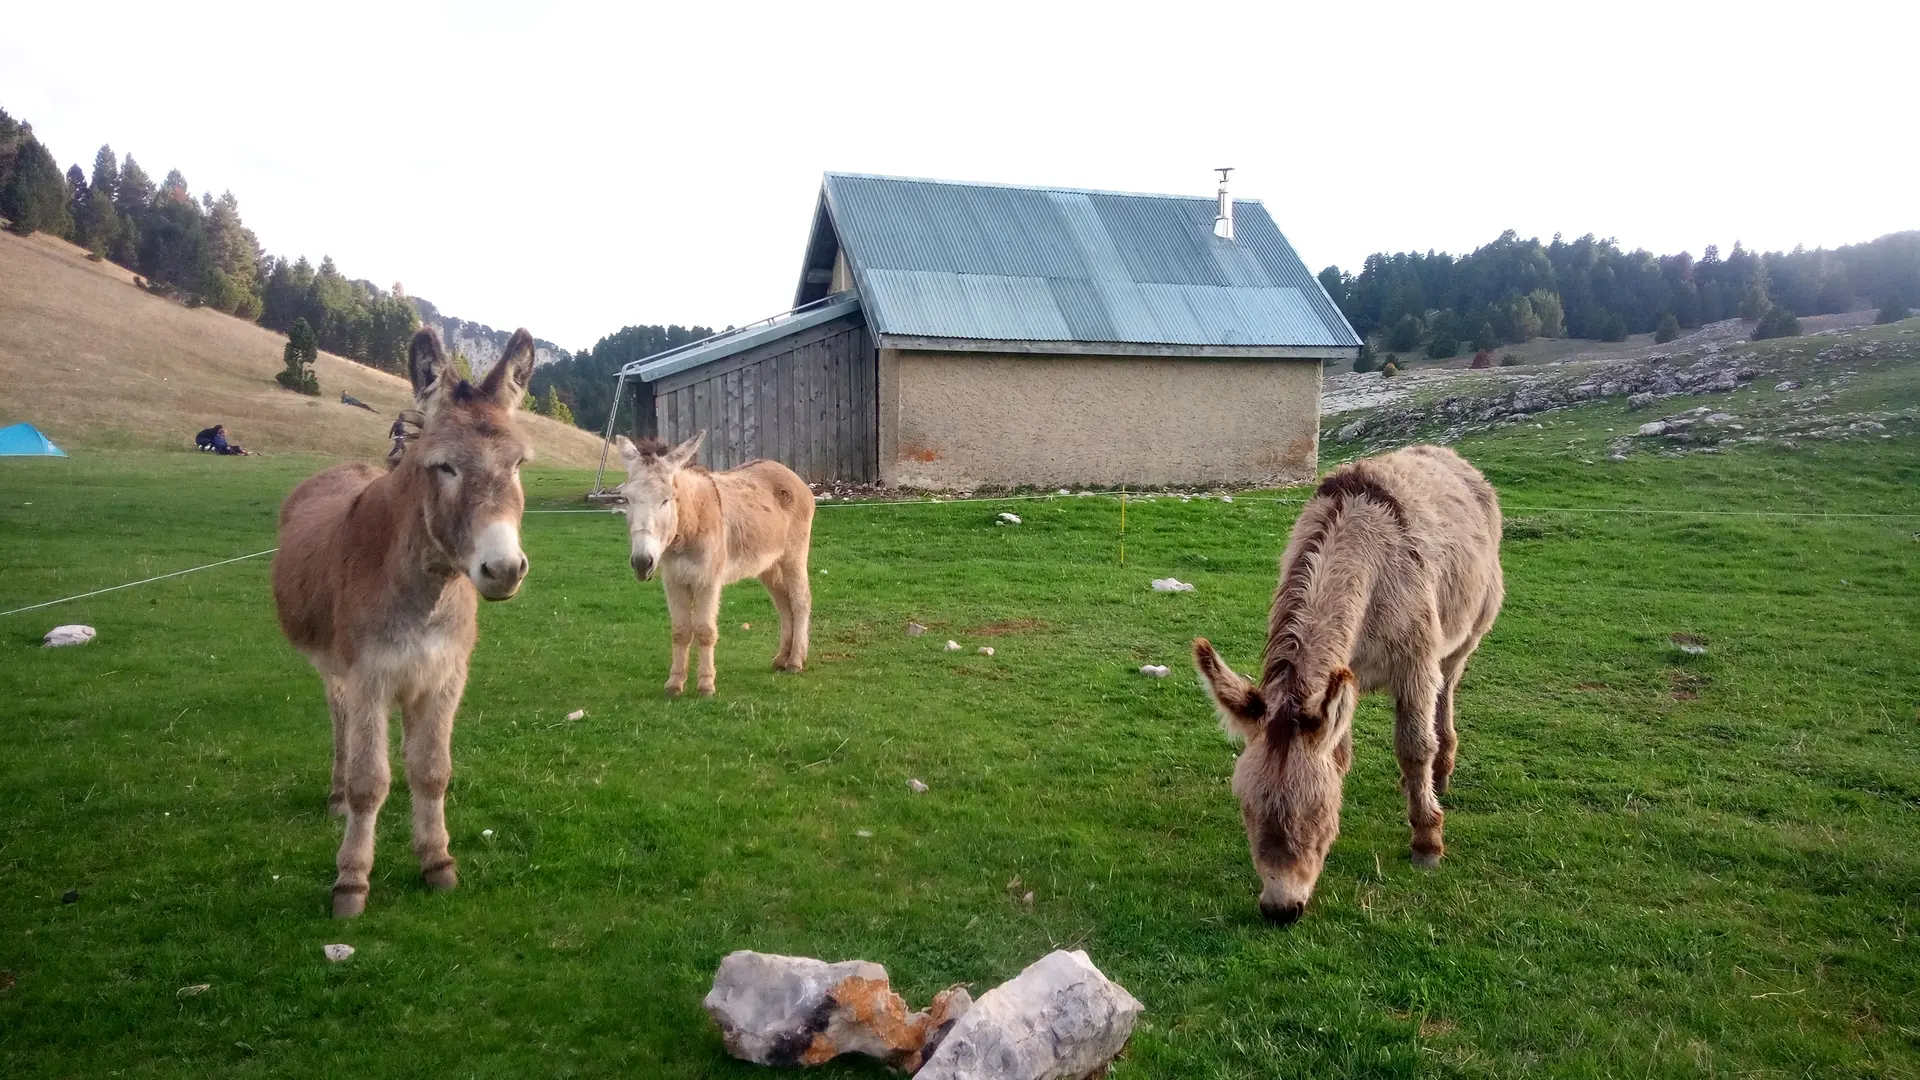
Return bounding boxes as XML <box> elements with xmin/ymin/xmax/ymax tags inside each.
<box><xmin>1258</xmin><ymin>463</ymin><xmax>1411</xmax><ymax>757</ymax></box>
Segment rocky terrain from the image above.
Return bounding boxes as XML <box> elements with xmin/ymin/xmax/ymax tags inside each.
<box><xmin>1323</xmin><ymin>319</ymin><xmax>1917</xmax><ymax>461</ymax></box>
<box><xmin>410</xmin><ymin>296</ymin><xmax>568</xmax><ymax>371</ymax></box>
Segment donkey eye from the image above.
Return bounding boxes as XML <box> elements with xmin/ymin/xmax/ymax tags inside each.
<box><xmin>435</xmin><ymin>462</ymin><xmax>457</xmax><ymax>477</ymax></box>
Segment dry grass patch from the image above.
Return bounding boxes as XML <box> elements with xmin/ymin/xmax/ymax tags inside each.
<box><xmin>0</xmin><ymin>230</ymin><xmax>604</xmax><ymax>467</ymax></box>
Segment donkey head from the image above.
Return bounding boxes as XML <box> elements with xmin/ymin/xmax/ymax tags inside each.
<box><xmin>405</xmin><ymin>327</ymin><xmax>535</xmax><ymax>601</ymax></box>
<box><xmin>614</xmin><ymin>430</ymin><xmax>705</xmax><ymax>581</ymax></box>
<box><xmin>1193</xmin><ymin>638</ymin><xmax>1357</xmax><ymax>925</ymax></box>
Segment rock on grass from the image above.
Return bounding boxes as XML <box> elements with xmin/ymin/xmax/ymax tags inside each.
<box><xmin>704</xmin><ymin>951</ymin><xmax>971</xmax><ymax>1070</ymax></box>
<box><xmin>915</xmin><ymin>950</ymin><xmax>1142</xmax><ymax>1080</ymax></box>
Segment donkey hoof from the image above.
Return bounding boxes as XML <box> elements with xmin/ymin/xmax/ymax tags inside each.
<box><xmin>331</xmin><ymin>886</ymin><xmax>368</xmax><ymax>919</ymax></box>
<box><xmin>422</xmin><ymin>863</ymin><xmax>458</xmax><ymax>892</ymax></box>
<box><xmin>697</xmin><ymin>684</ymin><xmax>716</xmax><ymax>698</ymax></box>
<box><xmin>1411</xmin><ymin>849</ymin><xmax>1443</xmax><ymax>870</ymax></box>
<box><xmin>664</xmin><ymin>682</ymin><xmax>684</xmax><ymax>698</ymax></box>
<box><xmin>775</xmin><ymin>662</ymin><xmax>804</xmax><ymax>674</ymax></box>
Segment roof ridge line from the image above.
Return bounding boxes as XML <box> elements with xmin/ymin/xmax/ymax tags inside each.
<box><xmin>823</xmin><ymin>171</ymin><xmax>1266</xmax><ymax>206</ymax></box>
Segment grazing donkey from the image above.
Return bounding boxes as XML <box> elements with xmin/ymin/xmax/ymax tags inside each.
<box><xmin>615</xmin><ymin>431</ymin><xmax>814</xmax><ymax>697</ymax></box>
<box><xmin>1192</xmin><ymin>444</ymin><xmax>1503</xmax><ymax>925</ymax></box>
<box><xmin>273</xmin><ymin>327</ymin><xmax>535</xmax><ymax>918</ymax></box>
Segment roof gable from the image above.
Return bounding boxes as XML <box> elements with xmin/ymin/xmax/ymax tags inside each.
<box><xmin>797</xmin><ymin>173</ymin><xmax>1360</xmax><ymax>351</ymax></box>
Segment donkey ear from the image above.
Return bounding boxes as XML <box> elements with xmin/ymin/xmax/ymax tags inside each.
<box><xmin>408</xmin><ymin>328</ymin><xmax>450</xmax><ymax>401</ymax></box>
<box><xmin>668</xmin><ymin>429</ymin><xmax>706</xmax><ymax>468</ymax></box>
<box><xmin>1308</xmin><ymin>668</ymin><xmax>1357</xmax><ymax>745</ymax></box>
<box><xmin>481</xmin><ymin>328</ymin><xmax>536</xmax><ymax>407</ymax></box>
<box><xmin>614</xmin><ymin>435</ymin><xmax>640</xmax><ymax>466</ymax></box>
<box><xmin>1194</xmin><ymin>638</ymin><xmax>1265</xmax><ymax>744</ymax></box>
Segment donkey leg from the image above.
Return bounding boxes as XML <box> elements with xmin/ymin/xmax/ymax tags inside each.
<box><xmin>759</xmin><ymin>566</ymin><xmax>796</xmax><ymax>670</ymax></box>
<box><xmin>1432</xmin><ymin>638</ymin><xmax>1480</xmax><ymax>796</ymax></box>
<box><xmin>401</xmin><ymin>659</ymin><xmax>466</xmax><ymax>893</ymax></box>
<box><xmin>333</xmin><ymin>678</ymin><xmax>392</xmax><ymax>918</ymax></box>
<box><xmin>692</xmin><ymin>585</ymin><xmax>721</xmax><ymax>697</ymax></box>
<box><xmin>664</xmin><ymin>582</ymin><xmax>692</xmax><ymax>697</ymax></box>
<box><xmin>780</xmin><ymin>556</ymin><xmax>811</xmax><ymax>673</ymax></box>
<box><xmin>1394</xmin><ymin>664</ymin><xmax>1447</xmax><ymax>869</ymax></box>
<box><xmin>325</xmin><ymin>677</ymin><xmax>350</xmax><ymax>817</ymax></box>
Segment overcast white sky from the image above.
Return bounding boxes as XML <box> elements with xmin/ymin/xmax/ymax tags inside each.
<box><xmin>4</xmin><ymin>1</ymin><xmax>1914</xmax><ymax>351</ymax></box>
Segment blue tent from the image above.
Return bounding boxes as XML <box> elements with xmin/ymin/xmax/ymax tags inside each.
<box><xmin>0</xmin><ymin>422</ymin><xmax>67</xmax><ymax>457</ymax></box>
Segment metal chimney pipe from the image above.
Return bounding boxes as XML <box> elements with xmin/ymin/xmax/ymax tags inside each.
<box><xmin>1213</xmin><ymin>167</ymin><xmax>1235</xmax><ymax>241</ymax></box>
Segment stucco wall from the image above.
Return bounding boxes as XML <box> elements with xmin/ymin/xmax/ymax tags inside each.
<box><xmin>878</xmin><ymin>349</ymin><xmax>1322</xmax><ymax>489</ymax></box>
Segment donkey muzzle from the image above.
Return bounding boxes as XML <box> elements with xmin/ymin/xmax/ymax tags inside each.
<box><xmin>630</xmin><ymin>553</ymin><xmax>656</xmax><ymax>581</ymax></box>
<box><xmin>477</xmin><ymin>552</ymin><xmax>529</xmax><ymax>600</ymax></box>
<box><xmin>1259</xmin><ymin>897</ymin><xmax>1304</xmax><ymax>926</ymax></box>
<box><xmin>471</xmin><ymin>521</ymin><xmax>528</xmax><ymax>601</ymax></box>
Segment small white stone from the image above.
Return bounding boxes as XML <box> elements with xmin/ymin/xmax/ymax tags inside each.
<box><xmin>740</xmin><ymin>622</ymin><xmax>752</xmax><ymax>631</ymax></box>
<box><xmin>908</xmin><ymin>778</ymin><xmax>929</xmax><ymax>793</ymax></box>
<box><xmin>43</xmin><ymin>624</ymin><xmax>96</xmax><ymax>648</ymax></box>
<box><xmin>945</xmin><ymin>640</ymin><xmax>961</xmax><ymax>651</ymax></box>
<box><xmin>856</xmin><ymin>829</ymin><xmax>873</xmax><ymax>838</ymax></box>
<box><xmin>323</xmin><ymin>943</ymin><xmax>355</xmax><ymax>963</ymax></box>
<box><xmin>565</xmin><ymin>709</ymin><xmax>586</xmax><ymax>721</ymax></box>
<box><xmin>907</xmin><ymin>621</ymin><xmax>928</xmax><ymax>636</ymax></box>
<box><xmin>978</xmin><ymin>646</ymin><xmax>995</xmax><ymax>656</ymax></box>
<box><xmin>997</xmin><ymin>512</ymin><xmax>1022</xmax><ymax>525</ymax></box>
<box><xmin>1150</xmin><ymin>578</ymin><xmax>1196</xmax><ymax>593</ymax></box>
<box><xmin>1057</xmin><ymin>488</ymin><xmax>1071</xmax><ymax>495</ymax></box>
<box><xmin>482</xmin><ymin>828</ymin><xmax>495</xmax><ymax>838</ymax></box>
<box><xmin>1221</xmin><ymin>495</ymin><xmax>1233</xmax><ymax>503</ymax></box>
<box><xmin>1140</xmin><ymin>664</ymin><xmax>1170</xmax><ymax>678</ymax></box>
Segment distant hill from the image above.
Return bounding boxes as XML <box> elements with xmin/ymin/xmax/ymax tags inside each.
<box><xmin>0</xmin><ymin>229</ymin><xmax>607</xmax><ymax>467</ymax></box>
<box><xmin>410</xmin><ymin>297</ymin><xmax>568</xmax><ymax>372</ymax></box>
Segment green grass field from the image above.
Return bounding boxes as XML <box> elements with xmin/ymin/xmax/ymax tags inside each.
<box><xmin>3</xmin><ymin>364</ymin><xmax>1918</xmax><ymax>1077</ymax></box>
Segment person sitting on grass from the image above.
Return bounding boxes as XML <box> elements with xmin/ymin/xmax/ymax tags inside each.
<box><xmin>194</xmin><ymin>424</ymin><xmax>252</xmax><ymax>456</ymax></box>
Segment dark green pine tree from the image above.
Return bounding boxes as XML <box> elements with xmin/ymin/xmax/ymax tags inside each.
<box><xmin>112</xmin><ymin>153</ymin><xmax>153</xmax><ymax>266</ymax></box>
<box><xmin>1654</xmin><ymin>312</ymin><xmax>1680</xmax><ymax>344</ymax></box>
<box><xmin>115</xmin><ymin>153</ymin><xmax>154</xmax><ymax>213</ymax></box>
<box><xmin>0</xmin><ymin>138</ymin><xmax>74</xmax><ymax>237</ymax></box>
<box><xmin>89</xmin><ymin>145</ymin><xmax>118</xmax><ymax>202</ymax></box>
<box><xmin>64</xmin><ymin>164</ymin><xmax>87</xmax><ymax>239</ymax></box>
<box><xmin>1751</xmin><ymin>304</ymin><xmax>1801</xmax><ymax>341</ymax></box>
<box><xmin>278</xmin><ymin>317</ymin><xmax>321</xmax><ymax>394</ymax></box>
<box><xmin>0</xmin><ymin>108</ymin><xmax>22</xmax><ymax>194</ymax></box>
<box><xmin>1471</xmin><ymin>320</ymin><xmax>1499</xmax><ymax>353</ymax></box>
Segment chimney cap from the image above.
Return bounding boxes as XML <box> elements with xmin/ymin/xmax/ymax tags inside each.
<box><xmin>1215</xmin><ymin>167</ymin><xmax>1234</xmax><ymax>184</ymax></box>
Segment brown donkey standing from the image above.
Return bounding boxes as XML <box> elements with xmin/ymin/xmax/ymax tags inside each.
<box><xmin>615</xmin><ymin>431</ymin><xmax>814</xmax><ymax>697</ymax></box>
<box><xmin>274</xmin><ymin>328</ymin><xmax>535</xmax><ymax>918</ymax></box>
<box><xmin>1193</xmin><ymin>444</ymin><xmax>1503</xmax><ymax>925</ymax></box>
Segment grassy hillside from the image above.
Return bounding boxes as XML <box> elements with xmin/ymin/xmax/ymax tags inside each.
<box><xmin>0</xmin><ymin>230</ymin><xmax>606</xmax><ymax>468</ymax></box>
<box><xmin>0</xmin><ymin>336</ymin><xmax>1914</xmax><ymax>1075</ymax></box>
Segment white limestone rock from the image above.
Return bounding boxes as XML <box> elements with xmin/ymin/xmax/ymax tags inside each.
<box><xmin>915</xmin><ymin>949</ymin><xmax>1142</xmax><ymax>1080</ymax></box>
<box><xmin>704</xmin><ymin>951</ymin><xmax>970</xmax><ymax>1070</ymax></box>
<box><xmin>43</xmin><ymin>624</ymin><xmax>96</xmax><ymax>647</ymax></box>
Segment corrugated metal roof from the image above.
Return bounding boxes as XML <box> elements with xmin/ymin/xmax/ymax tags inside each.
<box><xmin>627</xmin><ymin>293</ymin><xmax>860</xmax><ymax>383</ymax></box>
<box><xmin>810</xmin><ymin>173</ymin><xmax>1360</xmax><ymax>351</ymax></box>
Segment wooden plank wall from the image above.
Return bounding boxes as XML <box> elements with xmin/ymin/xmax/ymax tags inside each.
<box><xmin>650</xmin><ymin>315</ymin><xmax>878</xmax><ymax>482</ymax></box>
